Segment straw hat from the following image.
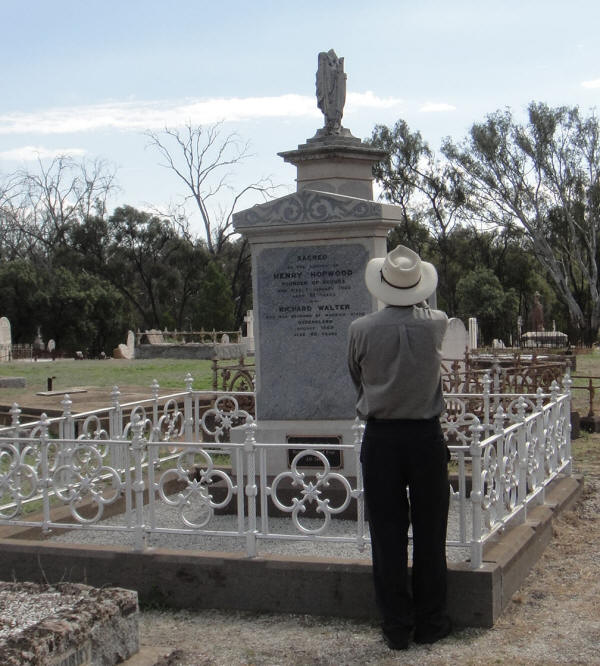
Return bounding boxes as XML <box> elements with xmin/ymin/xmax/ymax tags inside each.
<box><xmin>365</xmin><ymin>245</ymin><xmax>438</xmax><ymax>306</ymax></box>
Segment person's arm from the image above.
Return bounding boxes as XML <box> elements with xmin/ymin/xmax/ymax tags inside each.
<box><xmin>347</xmin><ymin>326</ymin><xmax>362</xmax><ymax>391</ymax></box>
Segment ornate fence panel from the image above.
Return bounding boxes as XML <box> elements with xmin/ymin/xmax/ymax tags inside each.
<box><xmin>0</xmin><ymin>373</ymin><xmax>572</xmax><ymax>569</ymax></box>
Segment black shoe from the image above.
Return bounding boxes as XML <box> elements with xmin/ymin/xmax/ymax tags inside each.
<box><xmin>382</xmin><ymin>630</ymin><xmax>410</xmax><ymax>650</ymax></box>
<box><xmin>414</xmin><ymin>617</ymin><xmax>452</xmax><ymax>645</ymax></box>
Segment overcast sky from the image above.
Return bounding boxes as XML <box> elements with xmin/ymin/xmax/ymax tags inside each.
<box><xmin>2</xmin><ymin>0</ymin><xmax>600</xmax><ymax>236</ymax></box>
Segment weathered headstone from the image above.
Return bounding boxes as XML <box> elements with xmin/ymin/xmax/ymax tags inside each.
<box><xmin>33</xmin><ymin>327</ymin><xmax>44</xmax><ymax>360</ymax></box>
<box><xmin>244</xmin><ymin>310</ymin><xmax>254</xmax><ymax>338</ymax></box>
<box><xmin>469</xmin><ymin>317</ymin><xmax>478</xmax><ymax>350</ymax></box>
<box><xmin>114</xmin><ymin>331</ymin><xmax>135</xmax><ymax>360</ymax></box>
<box><xmin>233</xmin><ymin>51</ymin><xmax>401</xmax><ymax>474</ymax></box>
<box><xmin>127</xmin><ymin>330</ymin><xmax>135</xmax><ymax>357</ymax></box>
<box><xmin>441</xmin><ymin>318</ymin><xmax>469</xmax><ymax>360</ymax></box>
<box><xmin>0</xmin><ymin>317</ymin><xmax>11</xmax><ymax>362</ymax></box>
<box><xmin>143</xmin><ymin>329</ymin><xmax>165</xmax><ymax>344</ymax></box>
<box><xmin>254</xmin><ymin>241</ymin><xmax>372</xmax><ymax>420</ymax></box>
<box><xmin>243</xmin><ymin>310</ymin><xmax>255</xmax><ymax>353</ymax></box>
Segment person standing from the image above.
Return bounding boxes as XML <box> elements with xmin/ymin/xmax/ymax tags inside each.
<box><xmin>347</xmin><ymin>244</ymin><xmax>451</xmax><ymax>650</ymax></box>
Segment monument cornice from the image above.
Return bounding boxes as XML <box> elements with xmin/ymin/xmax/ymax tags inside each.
<box><xmin>278</xmin><ymin>141</ymin><xmax>387</xmax><ymax>166</ymax></box>
<box><xmin>233</xmin><ymin>189</ymin><xmax>401</xmax><ymax>232</ymax></box>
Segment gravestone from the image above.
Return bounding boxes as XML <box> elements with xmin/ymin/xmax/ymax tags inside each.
<box><xmin>114</xmin><ymin>330</ymin><xmax>136</xmax><ymax>360</ymax></box>
<box><xmin>127</xmin><ymin>330</ymin><xmax>135</xmax><ymax>357</ymax></box>
<box><xmin>253</xmin><ymin>241</ymin><xmax>372</xmax><ymax>420</ymax></box>
<box><xmin>469</xmin><ymin>317</ymin><xmax>478</xmax><ymax>350</ymax></box>
<box><xmin>441</xmin><ymin>318</ymin><xmax>469</xmax><ymax>360</ymax></box>
<box><xmin>243</xmin><ymin>310</ymin><xmax>255</xmax><ymax>353</ymax></box>
<box><xmin>0</xmin><ymin>317</ymin><xmax>11</xmax><ymax>362</ymax></box>
<box><xmin>33</xmin><ymin>327</ymin><xmax>44</xmax><ymax>360</ymax></box>
<box><xmin>233</xmin><ymin>50</ymin><xmax>401</xmax><ymax>474</ymax></box>
<box><xmin>144</xmin><ymin>329</ymin><xmax>164</xmax><ymax>344</ymax></box>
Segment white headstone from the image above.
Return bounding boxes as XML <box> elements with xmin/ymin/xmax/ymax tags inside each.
<box><xmin>441</xmin><ymin>318</ymin><xmax>469</xmax><ymax>360</ymax></box>
<box><xmin>145</xmin><ymin>329</ymin><xmax>164</xmax><ymax>344</ymax></box>
<box><xmin>244</xmin><ymin>310</ymin><xmax>254</xmax><ymax>339</ymax></box>
<box><xmin>47</xmin><ymin>339</ymin><xmax>55</xmax><ymax>352</ymax></box>
<box><xmin>242</xmin><ymin>310</ymin><xmax>255</xmax><ymax>353</ymax></box>
<box><xmin>0</xmin><ymin>317</ymin><xmax>11</xmax><ymax>362</ymax></box>
<box><xmin>126</xmin><ymin>330</ymin><xmax>135</xmax><ymax>357</ymax></box>
<box><xmin>220</xmin><ymin>333</ymin><xmax>230</xmax><ymax>344</ymax></box>
<box><xmin>468</xmin><ymin>317</ymin><xmax>478</xmax><ymax>350</ymax></box>
<box><xmin>0</xmin><ymin>317</ymin><xmax>11</xmax><ymax>346</ymax></box>
<box><xmin>113</xmin><ymin>343</ymin><xmax>133</xmax><ymax>360</ymax></box>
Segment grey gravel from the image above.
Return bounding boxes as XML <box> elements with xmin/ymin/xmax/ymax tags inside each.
<box><xmin>47</xmin><ymin>499</ymin><xmax>471</xmax><ymax>563</ymax></box>
<box><xmin>0</xmin><ymin>589</ymin><xmax>75</xmax><ymax>641</ymax></box>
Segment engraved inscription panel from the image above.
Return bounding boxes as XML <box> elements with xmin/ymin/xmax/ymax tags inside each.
<box><xmin>257</xmin><ymin>243</ymin><xmax>370</xmax><ymax>420</ymax></box>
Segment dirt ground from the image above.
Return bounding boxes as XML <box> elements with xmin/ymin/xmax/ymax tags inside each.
<box><xmin>137</xmin><ymin>435</ymin><xmax>600</xmax><ymax>666</ymax></box>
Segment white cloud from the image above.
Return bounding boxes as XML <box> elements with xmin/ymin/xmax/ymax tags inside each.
<box><xmin>0</xmin><ymin>92</ymin><xmax>404</xmax><ymax>136</ymax></box>
<box><xmin>581</xmin><ymin>78</ymin><xmax>600</xmax><ymax>89</ymax></box>
<box><xmin>346</xmin><ymin>91</ymin><xmax>404</xmax><ymax>110</ymax></box>
<box><xmin>0</xmin><ymin>145</ymin><xmax>86</xmax><ymax>161</ymax></box>
<box><xmin>420</xmin><ymin>102</ymin><xmax>457</xmax><ymax>113</ymax></box>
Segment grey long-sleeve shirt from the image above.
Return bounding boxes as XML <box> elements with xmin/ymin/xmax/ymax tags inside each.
<box><xmin>347</xmin><ymin>304</ymin><xmax>448</xmax><ymax>420</ymax></box>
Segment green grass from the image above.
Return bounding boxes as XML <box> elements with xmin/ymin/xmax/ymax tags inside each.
<box><xmin>0</xmin><ymin>358</ymin><xmax>217</xmax><ymax>389</ymax></box>
<box><xmin>567</xmin><ymin>349</ymin><xmax>600</xmax><ymax>414</ymax></box>
<box><xmin>0</xmin><ymin>358</ymin><xmax>224</xmax><ymax>405</ymax></box>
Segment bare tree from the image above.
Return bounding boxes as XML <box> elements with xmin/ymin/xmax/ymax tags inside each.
<box><xmin>0</xmin><ymin>155</ymin><xmax>117</xmax><ymax>260</ymax></box>
<box><xmin>145</xmin><ymin>122</ymin><xmax>276</xmax><ymax>256</ymax></box>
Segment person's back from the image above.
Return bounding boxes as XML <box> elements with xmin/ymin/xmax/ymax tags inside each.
<box><xmin>348</xmin><ymin>244</ymin><xmax>452</xmax><ymax>651</ymax></box>
<box><xmin>348</xmin><ymin>304</ymin><xmax>447</xmax><ymax>421</ymax></box>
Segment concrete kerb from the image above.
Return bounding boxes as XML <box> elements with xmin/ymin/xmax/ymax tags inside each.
<box><xmin>0</xmin><ymin>473</ymin><xmax>582</xmax><ymax>629</ymax></box>
<box><xmin>0</xmin><ymin>582</ymin><xmax>139</xmax><ymax>665</ymax></box>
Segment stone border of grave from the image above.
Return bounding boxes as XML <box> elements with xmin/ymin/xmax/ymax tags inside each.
<box><xmin>0</xmin><ymin>472</ymin><xmax>582</xmax><ymax>628</ymax></box>
<box><xmin>0</xmin><ymin>582</ymin><xmax>139</xmax><ymax>665</ymax></box>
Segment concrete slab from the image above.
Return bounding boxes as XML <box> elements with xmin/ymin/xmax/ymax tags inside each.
<box><xmin>0</xmin><ymin>377</ymin><xmax>25</xmax><ymax>389</ymax></box>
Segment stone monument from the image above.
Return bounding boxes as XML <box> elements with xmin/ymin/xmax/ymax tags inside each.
<box><xmin>522</xmin><ymin>292</ymin><xmax>568</xmax><ymax>347</ymax></box>
<box><xmin>0</xmin><ymin>317</ymin><xmax>11</xmax><ymax>362</ymax></box>
<box><xmin>113</xmin><ymin>330</ymin><xmax>136</xmax><ymax>360</ymax></box>
<box><xmin>32</xmin><ymin>327</ymin><xmax>44</xmax><ymax>360</ymax></box>
<box><xmin>242</xmin><ymin>310</ymin><xmax>255</xmax><ymax>354</ymax></box>
<box><xmin>233</xmin><ymin>51</ymin><xmax>401</xmax><ymax>474</ymax></box>
<box><xmin>441</xmin><ymin>318</ymin><xmax>469</xmax><ymax>360</ymax></box>
<box><xmin>468</xmin><ymin>317</ymin><xmax>478</xmax><ymax>350</ymax></box>
<box><xmin>529</xmin><ymin>291</ymin><xmax>545</xmax><ymax>332</ymax></box>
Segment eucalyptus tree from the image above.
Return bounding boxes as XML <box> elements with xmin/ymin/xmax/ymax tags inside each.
<box><xmin>443</xmin><ymin>103</ymin><xmax>600</xmax><ymax>342</ymax></box>
<box><xmin>370</xmin><ymin>119</ymin><xmax>466</xmax><ymax>313</ymax></box>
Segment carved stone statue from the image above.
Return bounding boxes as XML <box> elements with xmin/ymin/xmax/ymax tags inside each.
<box><xmin>529</xmin><ymin>291</ymin><xmax>545</xmax><ymax>332</ymax></box>
<box><xmin>316</xmin><ymin>49</ymin><xmax>346</xmax><ymax>135</ymax></box>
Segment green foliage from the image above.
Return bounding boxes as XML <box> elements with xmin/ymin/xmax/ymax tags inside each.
<box><xmin>192</xmin><ymin>260</ymin><xmax>236</xmax><ymax>331</ymax></box>
<box><xmin>443</xmin><ymin>103</ymin><xmax>600</xmax><ymax>343</ymax></box>
<box><xmin>456</xmin><ymin>267</ymin><xmax>519</xmax><ymax>344</ymax></box>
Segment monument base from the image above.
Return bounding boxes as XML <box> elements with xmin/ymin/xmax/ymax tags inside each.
<box><xmin>232</xmin><ymin>419</ymin><xmax>360</xmax><ymax>476</ymax></box>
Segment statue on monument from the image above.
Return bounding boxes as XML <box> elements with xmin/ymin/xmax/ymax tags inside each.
<box><xmin>316</xmin><ymin>49</ymin><xmax>346</xmax><ymax>135</ymax></box>
<box><xmin>529</xmin><ymin>291</ymin><xmax>545</xmax><ymax>332</ymax></box>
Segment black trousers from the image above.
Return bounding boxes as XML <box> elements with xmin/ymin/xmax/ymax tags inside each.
<box><xmin>361</xmin><ymin>418</ymin><xmax>450</xmax><ymax>634</ymax></box>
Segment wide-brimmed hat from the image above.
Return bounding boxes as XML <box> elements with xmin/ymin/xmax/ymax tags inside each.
<box><xmin>365</xmin><ymin>245</ymin><xmax>438</xmax><ymax>306</ymax></box>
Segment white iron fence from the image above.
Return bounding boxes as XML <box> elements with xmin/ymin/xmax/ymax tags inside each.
<box><xmin>0</xmin><ymin>373</ymin><xmax>572</xmax><ymax>569</ymax></box>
